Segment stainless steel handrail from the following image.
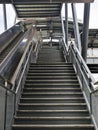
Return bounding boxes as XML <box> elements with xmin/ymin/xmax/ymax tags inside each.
<box><xmin>62</xmin><ymin>39</ymin><xmax>98</xmax><ymax>129</ymax></box>
<box><xmin>0</xmin><ymin>27</ymin><xmax>39</xmax><ymax>130</ymax></box>
<box><xmin>0</xmin><ymin>29</ymin><xmax>30</xmax><ymax>72</ymax></box>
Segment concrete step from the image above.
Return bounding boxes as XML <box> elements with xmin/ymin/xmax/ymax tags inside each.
<box><xmin>20</xmin><ymin>97</ymin><xmax>85</xmax><ymax>103</ymax></box>
<box><xmin>28</xmin><ymin>70</ymin><xmax>75</xmax><ymax>73</ymax></box>
<box><xmin>26</xmin><ymin>75</ymin><xmax>77</xmax><ymax>80</ymax></box>
<box><xmin>29</xmin><ymin>66</ymin><xmax>74</xmax><ymax>70</ymax></box>
<box><xmin>12</xmin><ymin>124</ymin><xmax>94</xmax><ymax>130</ymax></box>
<box><xmin>21</xmin><ymin>92</ymin><xmax>83</xmax><ymax>98</ymax></box>
<box><xmin>16</xmin><ymin>109</ymin><xmax>89</xmax><ymax>117</ymax></box>
<box><xmin>23</xmin><ymin>88</ymin><xmax>81</xmax><ymax>92</ymax></box>
<box><xmin>27</xmin><ymin>72</ymin><xmax>76</xmax><ymax>76</ymax></box>
<box><xmin>18</xmin><ymin>103</ymin><xmax>87</xmax><ymax>110</ymax></box>
<box><xmin>30</xmin><ymin>63</ymin><xmax>72</xmax><ymax>66</ymax></box>
<box><xmin>25</xmin><ymin>79</ymin><xmax>78</xmax><ymax>84</ymax></box>
<box><xmin>14</xmin><ymin>116</ymin><xmax>92</xmax><ymax>124</ymax></box>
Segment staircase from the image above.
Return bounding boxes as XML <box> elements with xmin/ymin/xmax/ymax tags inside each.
<box><xmin>12</xmin><ymin>44</ymin><xmax>95</xmax><ymax>130</ymax></box>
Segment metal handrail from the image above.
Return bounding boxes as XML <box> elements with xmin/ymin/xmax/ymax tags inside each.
<box><xmin>0</xmin><ymin>83</ymin><xmax>15</xmax><ymax>94</ymax></box>
<box><xmin>71</xmin><ymin>42</ymin><xmax>95</xmax><ymax>84</ymax></box>
<box><xmin>0</xmin><ymin>74</ymin><xmax>12</xmax><ymax>86</ymax></box>
<box><xmin>69</xmin><ymin>41</ymin><xmax>98</xmax><ymax>93</ymax></box>
<box><xmin>11</xmin><ymin>29</ymin><xmax>35</xmax><ymax>86</ymax></box>
<box><xmin>12</xmin><ymin>30</ymin><xmax>36</xmax><ymax>93</ymax></box>
<box><xmin>15</xmin><ymin>44</ymin><xmax>32</xmax><ymax>94</ymax></box>
<box><xmin>0</xmin><ymin>29</ymin><xmax>30</xmax><ymax>72</ymax></box>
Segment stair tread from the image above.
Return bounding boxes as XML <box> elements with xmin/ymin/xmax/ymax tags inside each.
<box><xmin>23</xmin><ymin>88</ymin><xmax>81</xmax><ymax>90</ymax></box>
<box><xmin>22</xmin><ymin>92</ymin><xmax>82</xmax><ymax>94</ymax></box>
<box><xmin>25</xmin><ymin>83</ymin><xmax>79</xmax><ymax>85</ymax></box>
<box><xmin>25</xmin><ymin>79</ymin><xmax>77</xmax><ymax>82</ymax></box>
<box><xmin>30</xmin><ymin>64</ymin><xmax>72</xmax><ymax>65</ymax></box>
<box><xmin>12</xmin><ymin>124</ymin><xmax>94</xmax><ymax>127</ymax></box>
<box><xmin>28</xmin><ymin>70</ymin><xmax>74</xmax><ymax>72</ymax></box>
<box><xmin>18</xmin><ymin>103</ymin><xmax>86</xmax><ymax>106</ymax></box>
<box><xmin>17</xmin><ymin>109</ymin><xmax>88</xmax><ymax>112</ymax></box>
<box><xmin>20</xmin><ymin>97</ymin><xmax>84</xmax><ymax>100</ymax></box>
<box><xmin>27</xmin><ymin>72</ymin><xmax>75</xmax><ymax>74</ymax></box>
<box><xmin>27</xmin><ymin>75</ymin><xmax>76</xmax><ymax>76</ymax></box>
<box><xmin>14</xmin><ymin>116</ymin><xmax>91</xmax><ymax>119</ymax></box>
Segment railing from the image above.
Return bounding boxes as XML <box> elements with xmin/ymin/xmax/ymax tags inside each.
<box><xmin>0</xmin><ymin>27</ymin><xmax>30</xmax><ymax>72</ymax></box>
<box><xmin>0</xmin><ymin>27</ymin><xmax>40</xmax><ymax>130</ymax></box>
<box><xmin>62</xmin><ymin>40</ymin><xmax>98</xmax><ymax>130</ymax></box>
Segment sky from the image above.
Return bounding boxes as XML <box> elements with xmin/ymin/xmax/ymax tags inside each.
<box><xmin>62</xmin><ymin>0</ymin><xmax>98</xmax><ymax>28</ymax></box>
<box><xmin>0</xmin><ymin>0</ymin><xmax>98</xmax><ymax>34</ymax></box>
<box><xmin>76</xmin><ymin>0</ymin><xmax>98</xmax><ymax>28</ymax></box>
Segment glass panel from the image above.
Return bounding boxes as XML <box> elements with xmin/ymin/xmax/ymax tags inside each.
<box><xmin>0</xmin><ymin>4</ymin><xmax>4</xmax><ymax>34</ymax></box>
<box><xmin>6</xmin><ymin>4</ymin><xmax>16</xmax><ymax>29</ymax></box>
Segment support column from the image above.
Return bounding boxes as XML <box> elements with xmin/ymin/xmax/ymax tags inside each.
<box><xmin>65</xmin><ymin>3</ymin><xmax>68</xmax><ymax>45</ymax></box>
<box><xmin>82</xmin><ymin>3</ymin><xmax>90</xmax><ymax>62</ymax></box>
<box><xmin>3</xmin><ymin>4</ymin><xmax>7</xmax><ymax>30</ymax></box>
<box><xmin>71</xmin><ymin>3</ymin><xmax>81</xmax><ymax>53</ymax></box>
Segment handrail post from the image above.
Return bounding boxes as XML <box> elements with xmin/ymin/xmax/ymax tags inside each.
<box><xmin>65</xmin><ymin>3</ymin><xmax>68</xmax><ymax>46</ymax></box>
<box><xmin>90</xmin><ymin>92</ymin><xmax>92</xmax><ymax>114</ymax></box>
<box><xmin>4</xmin><ymin>81</ymin><xmax>8</xmax><ymax>130</ymax></box>
<box><xmin>14</xmin><ymin>94</ymin><xmax>16</xmax><ymax>116</ymax></box>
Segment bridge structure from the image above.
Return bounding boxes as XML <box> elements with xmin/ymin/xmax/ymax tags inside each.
<box><xmin>0</xmin><ymin>0</ymin><xmax>98</xmax><ymax>130</ymax></box>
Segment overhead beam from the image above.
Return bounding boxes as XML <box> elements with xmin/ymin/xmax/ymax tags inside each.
<box><xmin>0</xmin><ymin>0</ymin><xmax>94</xmax><ymax>4</ymax></box>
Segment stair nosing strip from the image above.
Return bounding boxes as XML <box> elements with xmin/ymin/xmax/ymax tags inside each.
<box><xmin>12</xmin><ymin>124</ymin><xmax>94</xmax><ymax>127</ymax></box>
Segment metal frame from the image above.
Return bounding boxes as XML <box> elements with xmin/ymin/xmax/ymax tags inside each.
<box><xmin>71</xmin><ymin>3</ymin><xmax>81</xmax><ymax>53</ymax></box>
<box><xmin>3</xmin><ymin>4</ymin><xmax>7</xmax><ymax>30</ymax></box>
<box><xmin>82</xmin><ymin>3</ymin><xmax>90</xmax><ymax>61</ymax></box>
<box><xmin>61</xmin><ymin>2</ymin><xmax>91</xmax><ymax>62</ymax></box>
<box><xmin>65</xmin><ymin>3</ymin><xmax>68</xmax><ymax>45</ymax></box>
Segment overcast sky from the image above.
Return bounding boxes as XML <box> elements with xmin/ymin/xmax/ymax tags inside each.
<box><xmin>0</xmin><ymin>0</ymin><xmax>98</xmax><ymax>34</ymax></box>
<box><xmin>62</xmin><ymin>0</ymin><xmax>98</xmax><ymax>28</ymax></box>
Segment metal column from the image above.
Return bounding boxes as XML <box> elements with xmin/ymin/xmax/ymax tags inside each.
<box><xmin>71</xmin><ymin>3</ymin><xmax>81</xmax><ymax>53</ymax></box>
<box><xmin>82</xmin><ymin>3</ymin><xmax>90</xmax><ymax>61</ymax></box>
<box><xmin>65</xmin><ymin>3</ymin><xmax>68</xmax><ymax>45</ymax></box>
<box><xmin>3</xmin><ymin>4</ymin><xmax>7</xmax><ymax>30</ymax></box>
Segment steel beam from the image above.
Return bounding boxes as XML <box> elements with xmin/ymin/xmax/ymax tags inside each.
<box><xmin>3</xmin><ymin>4</ymin><xmax>7</xmax><ymax>30</ymax></box>
<box><xmin>65</xmin><ymin>3</ymin><xmax>68</xmax><ymax>45</ymax></box>
<box><xmin>82</xmin><ymin>3</ymin><xmax>90</xmax><ymax>61</ymax></box>
<box><xmin>71</xmin><ymin>3</ymin><xmax>81</xmax><ymax>52</ymax></box>
<box><xmin>0</xmin><ymin>0</ymin><xmax>94</xmax><ymax>4</ymax></box>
